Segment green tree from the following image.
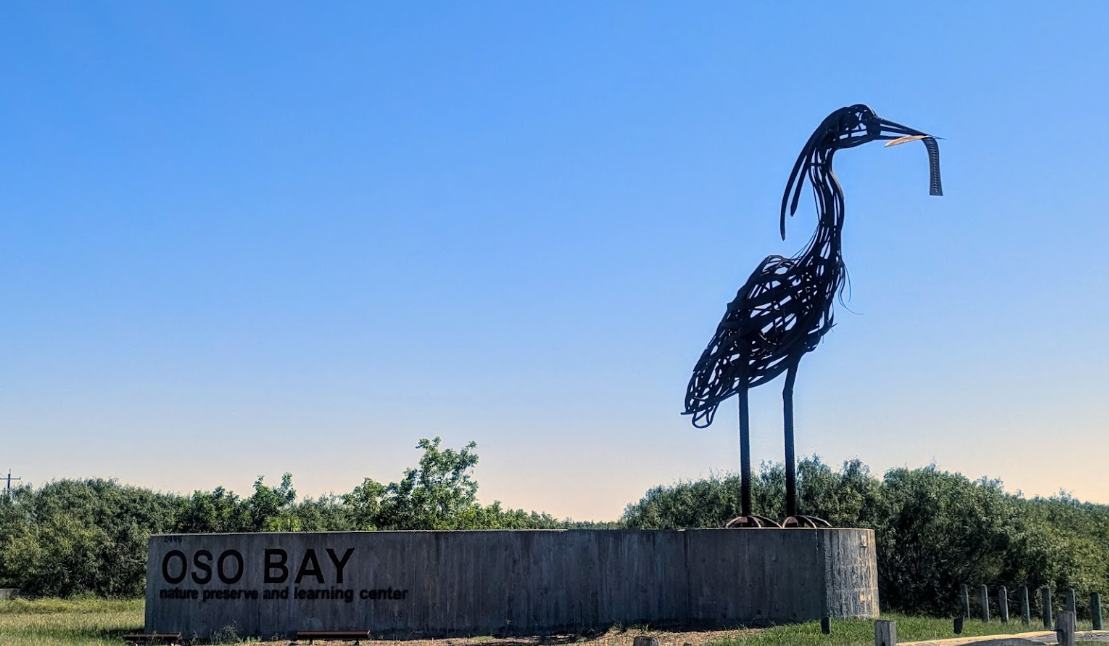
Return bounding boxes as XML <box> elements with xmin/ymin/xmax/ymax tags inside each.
<box><xmin>4</xmin><ymin>512</ymin><xmax>102</xmax><ymax>597</ymax></box>
<box><xmin>875</xmin><ymin>467</ymin><xmax>1020</xmax><ymax>613</ymax></box>
<box><xmin>376</xmin><ymin>437</ymin><xmax>481</xmax><ymax>530</ymax></box>
<box><xmin>342</xmin><ymin>478</ymin><xmax>386</xmax><ymax>529</ymax></box>
<box><xmin>0</xmin><ymin>486</ymin><xmax>33</xmax><ymax>588</ymax></box>
<box><xmin>289</xmin><ymin>494</ymin><xmax>352</xmax><ymax>532</ymax></box>
<box><xmin>174</xmin><ymin>487</ymin><xmax>250</xmax><ymax>533</ymax></box>
<box><xmin>0</xmin><ymin>478</ymin><xmax>180</xmax><ymax>597</ymax></box>
<box><xmin>246</xmin><ymin>473</ymin><xmax>298</xmax><ymax>531</ymax></box>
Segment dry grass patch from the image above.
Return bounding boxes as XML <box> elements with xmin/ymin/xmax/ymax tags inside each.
<box><xmin>0</xmin><ymin>598</ymin><xmax>144</xmax><ymax>646</ymax></box>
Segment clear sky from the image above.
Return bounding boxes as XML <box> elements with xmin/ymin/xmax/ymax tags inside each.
<box><xmin>2</xmin><ymin>3</ymin><xmax>1107</xmax><ymax>520</ymax></box>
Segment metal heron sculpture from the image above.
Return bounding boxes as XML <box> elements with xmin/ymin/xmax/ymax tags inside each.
<box><xmin>684</xmin><ymin>104</ymin><xmax>943</xmax><ymax>528</ymax></box>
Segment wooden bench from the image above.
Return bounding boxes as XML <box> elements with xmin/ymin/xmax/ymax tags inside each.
<box><xmin>296</xmin><ymin>630</ymin><xmax>372</xmax><ymax>643</ymax></box>
<box><xmin>121</xmin><ymin>634</ymin><xmax>182</xmax><ymax>645</ymax></box>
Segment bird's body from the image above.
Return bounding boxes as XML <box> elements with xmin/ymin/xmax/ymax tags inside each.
<box><xmin>683</xmin><ymin>104</ymin><xmax>941</xmax><ymax>526</ymax></box>
<box><xmin>686</xmin><ymin>197</ymin><xmax>844</xmax><ymax>427</ymax></box>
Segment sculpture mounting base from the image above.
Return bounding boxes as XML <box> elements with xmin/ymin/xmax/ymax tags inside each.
<box><xmin>144</xmin><ymin>528</ymin><xmax>878</xmax><ymax>639</ymax></box>
<box><xmin>784</xmin><ymin>515</ymin><xmax>833</xmax><ymax>528</ymax></box>
<box><xmin>725</xmin><ymin>514</ymin><xmax>782</xmax><ymax>528</ymax></box>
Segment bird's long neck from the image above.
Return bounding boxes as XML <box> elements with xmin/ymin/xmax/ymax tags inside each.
<box><xmin>796</xmin><ymin>149</ymin><xmax>847</xmax><ymax>291</ymax></box>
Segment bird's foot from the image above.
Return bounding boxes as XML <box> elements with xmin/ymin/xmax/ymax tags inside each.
<box><xmin>782</xmin><ymin>515</ymin><xmax>832</xmax><ymax>528</ymax></box>
<box><xmin>724</xmin><ymin>514</ymin><xmax>782</xmax><ymax>528</ymax></box>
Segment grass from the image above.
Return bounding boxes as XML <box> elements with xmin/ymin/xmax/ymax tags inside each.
<box><xmin>0</xmin><ymin>601</ymin><xmax>1103</xmax><ymax>645</ymax></box>
<box><xmin>0</xmin><ymin>598</ymin><xmax>143</xmax><ymax>646</ymax></box>
<box><xmin>703</xmin><ymin>614</ymin><xmax>1104</xmax><ymax>645</ymax></box>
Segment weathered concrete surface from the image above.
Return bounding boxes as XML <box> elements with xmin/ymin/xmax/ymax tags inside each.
<box><xmin>0</xmin><ymin>588</ymin><xmax>19</xmax><ymax>600</ymax></box>
<box><xmin>144</xmin><ymin>529</ymin><xmax>876</xmax><ymax>639</ymax></box>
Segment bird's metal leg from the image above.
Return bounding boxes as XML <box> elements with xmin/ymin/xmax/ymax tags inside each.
<box><xmin>783</xmin><ymin>360</ymin><xmax>798</xmax><ymax>518</ymax></box>
<box><xmin>781</xmin><ymin>358</ymin><xmax>831</xmax><ymax>529</ymax></box>
<box><xmin>725</xmin><ymin>387</ymin><xmax>779</xmax><ymax>529</ymax></box>
<box><xmin>740</xmin><ymin>386</ymin><xmax>751</xmax><ymax>517</ymax></box>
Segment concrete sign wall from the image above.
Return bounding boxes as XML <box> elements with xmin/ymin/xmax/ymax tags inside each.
<box><xmin>145</xmin><ymin>529</ymin><xmax>877</xmax><ymax>639</ymax></box>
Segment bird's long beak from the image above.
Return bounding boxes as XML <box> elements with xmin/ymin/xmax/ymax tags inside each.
<box><xmin>871</xmin><ymin>117</ymin><xmax>944</xmax><ymax>197</ymax></box>
<box><xmin>872</xmin><ymin>117</ymin><xmax>932</xmax><ymax>141</ymax></box>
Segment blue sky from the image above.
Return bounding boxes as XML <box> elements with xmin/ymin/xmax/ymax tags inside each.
<box><xmin>2</xmin><ymin>3</ymin><xmax>1107</xmax><ymax>519</ymax></box>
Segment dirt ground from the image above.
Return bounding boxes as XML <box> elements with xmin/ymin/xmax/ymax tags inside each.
<box><xmin>288</xmin><ymin>627</ymin><xmax>759</xmax><ymax>646</ymax></box>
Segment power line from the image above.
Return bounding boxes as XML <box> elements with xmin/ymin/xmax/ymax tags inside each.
<box><xmin>4</xmin><ymin>469</ymin><xmax>21</xmax><ymax>494</ymax></box>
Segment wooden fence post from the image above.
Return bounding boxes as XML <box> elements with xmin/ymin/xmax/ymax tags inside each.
<box><xmin>1092</xmin><ymin>592</ymin><xmax>1103</xmax><ymax>631</ymax></box>
<box><xmin>875</xmin><ymin>620</ymin><xmax>897</xmax><ymax>646</ymax></box>
<box><xmin>1066</xmin><ymin>588</ymin><xmax>1076</xmax><ymax>614</ymax></box>
<box><xmin>998</xmin><ymin>586</ymin><xmax>1009</xmax><ymax>623</ymax></box>
<box><xmin>961</xmin><ymin>584</ymin><xmax>971</xmax><ymax>619</ymax></box>
<box><xmin>953</xmin><ymin>616</ymin><xmax>963</xmax><ymax>635</ymax></box>
<box><xmin>1043</xmin><ymin>587</ymin><xmax>1053</xmax><ymax>628</ymax></box>
<box><xmin>1020</xmin><ymin>586</ymin><xmax>1030</xmax><ymax>625</ymax></box>
<box><xmin>1056</xmin><ymin>610</ymin><xmax>1076</xmax><ymax>646</ymax></box>
<box><xmin>980</xmin><ymin>584</ymin><xmax>990</xmax><ymax>622</ymax></box>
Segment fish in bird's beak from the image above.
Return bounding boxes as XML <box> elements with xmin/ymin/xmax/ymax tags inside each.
<box><xmin>870</xmin><ymin>116</ymin><xmax>944</xmax><ymax>196</ymax></box>
<box><xmin>884</xmin><ymin>134</ymin><xmax>929</xmax><ymax>147</ymax></box>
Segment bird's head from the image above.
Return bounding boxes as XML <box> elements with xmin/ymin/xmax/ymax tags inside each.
<box><xmin>780</xmin><ymin>104</ymin><xmax>943</xmax><ymax>238</ymax></box>
<box><xmin>825</xmin><ymin>104</ymin><xmax>928</xmax><ymax>148</ymax></box>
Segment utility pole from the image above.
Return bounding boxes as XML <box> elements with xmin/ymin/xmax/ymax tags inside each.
<box><xmin>4</xmin><ymin>469</ymin><xmax>21</xmax><ymax>494</ymax></box>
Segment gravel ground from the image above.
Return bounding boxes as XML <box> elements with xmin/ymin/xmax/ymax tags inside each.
<box><xmin>286</xmin><ymin>627</ymin><xmax>758</xmax><ymax>646</ymax></box>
